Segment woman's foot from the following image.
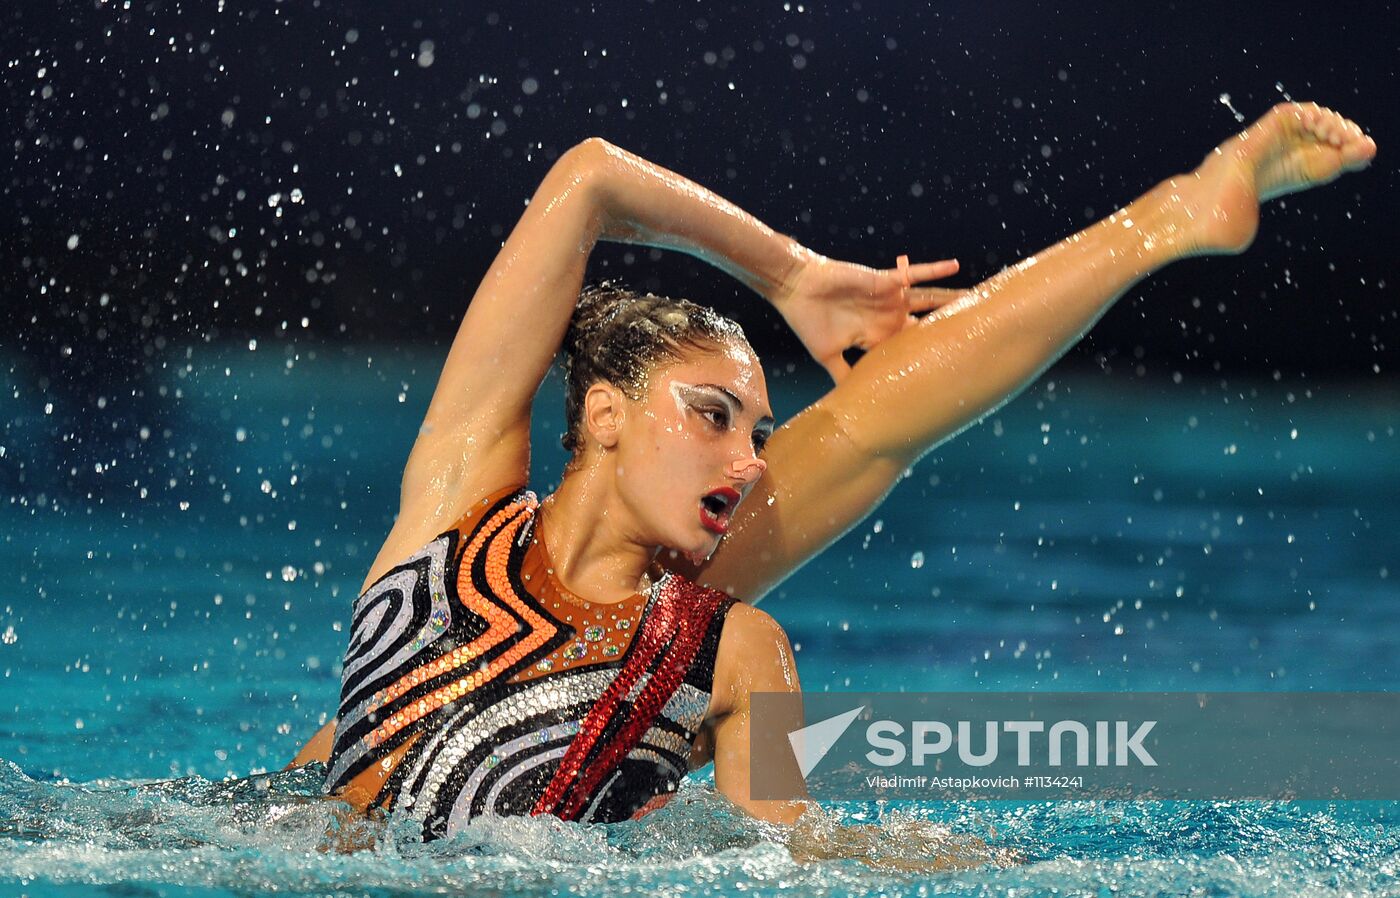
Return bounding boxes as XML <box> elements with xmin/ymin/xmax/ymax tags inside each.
<box><xmin>1183</xmin><ymin>102</ymin><xmax>1377</xmax><ymax>254</ymax></box>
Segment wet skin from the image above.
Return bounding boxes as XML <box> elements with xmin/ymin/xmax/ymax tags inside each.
<box><xmin>295</xmin><ymin>103</ymin><xmax>1377</xmax><ymax>845</ymax></box>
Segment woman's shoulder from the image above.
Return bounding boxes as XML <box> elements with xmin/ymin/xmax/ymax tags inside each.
<box><xmin>648</xmin><ymin>569</ymin><xmax>773</xmax><ymax>643</ymax></box>
<box><xmin>357</xmin><ymin>482</ymin><xmax>534</xmax><ymax>596</ymax></box>
<box><xmin>707</xmin><ymin>603</ymin><xmax>798</xmax><ymax>720</ymax></box>
<box><xmin>718</xmin><ymin>602</ymin><xmax>790</xmax><ymax>648</ymax></box>
<box><xmin>447</xmin><ymin>482</ymin><xmax>537</xmax><ymax>534</ymax></box>
<box><xmin>709</xmin><ymin>601</ymin><xmax>794</xmax><ymax>680</ymax></box>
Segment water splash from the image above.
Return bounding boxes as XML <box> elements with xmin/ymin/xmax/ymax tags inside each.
<box><xmin>1219</xmin><ymin>93</ymin><xmax>1246</xmax><ymax>123</ymax></box>
<box><xmin>3</xmin><ymin>759</ymin><xmax>1397</xmax><ymax>897</ymax></box>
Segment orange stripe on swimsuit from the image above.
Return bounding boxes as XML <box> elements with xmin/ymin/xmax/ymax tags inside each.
<box><xmin>323</xmin><ymin>485</ymin><xmax>736</xmax><ymax>841</ymax></box>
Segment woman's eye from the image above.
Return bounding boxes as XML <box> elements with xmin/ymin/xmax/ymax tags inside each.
<box><xmin>698</xmin><ymin>407</ymin><xmax>729</xmax><ymax>428</ymax></box>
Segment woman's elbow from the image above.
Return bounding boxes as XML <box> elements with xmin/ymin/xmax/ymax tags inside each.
<box><xmin>558</xmin><ymin>137</ymin><xmax>616</xmax><ymax>184</ymax></box>
<box><xmin>544</xmin><ymin>137</ymin><xmax>619</xmax><ymax>223</ymax></box>
<box><xmin>569</xmin><ymin>135</ymin><xmax>616</xmax><ymax>158</ymax></box>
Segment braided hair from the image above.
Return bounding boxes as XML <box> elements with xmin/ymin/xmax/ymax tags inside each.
<box><xmin>560</xmin><ymin>282</ymin><xmax>750</xmax><ymax>455</ymax></box>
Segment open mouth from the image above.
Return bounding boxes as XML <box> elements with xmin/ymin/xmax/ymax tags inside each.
<box><xmin>699</xmin><ymin>487</ymin><xmax>742</xmax><ymax>535</ymax></box>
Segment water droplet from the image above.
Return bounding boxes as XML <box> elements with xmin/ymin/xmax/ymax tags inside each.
<box><xmin>1218</xmin><ymin>93</ymin><xmax>1245</xmax><ymax>123</ymax></box>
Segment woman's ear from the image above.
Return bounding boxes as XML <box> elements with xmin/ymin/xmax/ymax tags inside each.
<box><xmin>583</xmin><ymin>382</ymin><xmax>624</xmax><ymax>449</ymax></box>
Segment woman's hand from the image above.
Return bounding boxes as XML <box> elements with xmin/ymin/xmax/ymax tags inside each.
<box><xmin>771</xmin><ymin>252</ymin><xmax>962</xmax><ymax>383</ymax></box>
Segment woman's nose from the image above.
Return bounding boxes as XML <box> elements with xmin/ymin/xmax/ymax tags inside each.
<box><xmin>726</xmin><ymin>455</ymin><xmax>767</xmax><ymax>484</ymax></box>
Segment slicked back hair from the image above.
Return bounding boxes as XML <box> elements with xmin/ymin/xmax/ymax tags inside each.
<box><xmin>559</xmin><ymin>282</ymin><xmax>751</xmax><ymax>456</ymax></box>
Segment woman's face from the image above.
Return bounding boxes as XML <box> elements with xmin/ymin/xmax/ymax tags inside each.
<box><xmin>612</xmin><ymin>340</ymin><xmax>774</xmax><ymax>565</ymax></box>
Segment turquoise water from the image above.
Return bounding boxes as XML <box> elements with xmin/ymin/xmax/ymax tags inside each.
<box><xmin>3</xmin><ymin>345</ymin><xmax>1398</xmax><ymax>895</ymax></box>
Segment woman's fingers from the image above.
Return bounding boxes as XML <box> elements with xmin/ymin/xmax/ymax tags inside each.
<box><xmin>906</xmin><ymin>258</ymin><xmax>960</xmax><ymax>283</ymax></box>
<box><xmin>883</xmin><ymin>258</ymin><xmax>959</xmax><ymax>297</ymax></box>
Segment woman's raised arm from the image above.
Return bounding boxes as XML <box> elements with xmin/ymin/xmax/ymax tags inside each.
<box><xmin>377</xmin><ymin>139</ymin><xmax>833</xmax><ymax>587</ymax></box>
<box><xmin>398</xmin><ymin>140</ymin><xmax>606</xmax><ymax>516</ymax></box>
<box><xmin>684</xmin><ymin>102</ymin><xmax>1375</xmax><ymax>603</ymax></box>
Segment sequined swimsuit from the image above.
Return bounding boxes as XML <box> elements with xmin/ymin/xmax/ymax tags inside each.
<box><xmin>323</xmin><ymin>485</ymin><xmax>736</xmax><ymax>840</ymax></box>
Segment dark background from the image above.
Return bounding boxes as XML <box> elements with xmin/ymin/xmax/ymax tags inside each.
<box><xmin>3</xmin><ymin>1</ymin><xmax>1397</xmax><ymax>504</ymax></box>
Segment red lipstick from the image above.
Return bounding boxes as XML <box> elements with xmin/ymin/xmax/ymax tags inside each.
<box><xmin>699</xmin><ymin>486</ymin><xmax>742</xmax><ymax>535</ymax></box>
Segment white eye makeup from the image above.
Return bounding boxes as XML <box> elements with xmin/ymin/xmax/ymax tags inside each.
<box><xmin>669</xmin><ymin>381</ymin><xmax>775</xmax><ymax>450</ymax></box>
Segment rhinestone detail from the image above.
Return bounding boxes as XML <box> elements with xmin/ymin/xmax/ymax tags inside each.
<box><xmin>327</xmin><ymin>485</ymin><xmax>737</xmax><ymax>841</ymax></box>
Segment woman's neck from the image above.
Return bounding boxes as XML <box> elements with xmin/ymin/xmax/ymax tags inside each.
<box><xmin>538</xmin><ymin>467</ymin><xmax>658</xmax><ymax>605</ymax></box>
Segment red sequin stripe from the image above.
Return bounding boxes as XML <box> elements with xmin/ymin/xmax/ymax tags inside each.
<box><xmin>546</xmin><ymin>576</ymin><xmax>727</xmax><ymax>820</ymax></box>
<box><xmin>554</xmin><ymin>580</ymin><xmax>719</xmax><ymax>820</ymax></box>
<box><xmin>530</xmin><ymin>589</ymin><xmax>675</xmax><ymax>817</ymax></box>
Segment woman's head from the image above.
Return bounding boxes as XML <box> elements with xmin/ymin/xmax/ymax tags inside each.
<box><xmin>560</xmin><ymin>283</ymin><xmax>774</xmax><ymax>561</ymax></box>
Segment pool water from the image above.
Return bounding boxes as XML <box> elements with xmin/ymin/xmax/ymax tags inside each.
<box><xmin>3</xmin><ymin>345</ymin><xmax>1397</xmax><ymax>896</ymax></box>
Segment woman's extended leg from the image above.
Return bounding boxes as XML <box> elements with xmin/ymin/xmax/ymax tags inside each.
<box><xmin>686</xmin><ymin>102</ymin><xmax>1376</xmax><ymax>602</ymax></box>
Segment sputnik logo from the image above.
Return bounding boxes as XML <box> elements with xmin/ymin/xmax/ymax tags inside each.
<box><xmin>787</xmin><ymin>705</ymin><xmax>865</xmax><ymax>778</ymax></box>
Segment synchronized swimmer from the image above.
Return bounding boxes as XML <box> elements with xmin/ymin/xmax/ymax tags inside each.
<box><xmin>287</xmin><ymin>103</ymin><xmax>1374</xmax><ymax>856</ymax></box>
